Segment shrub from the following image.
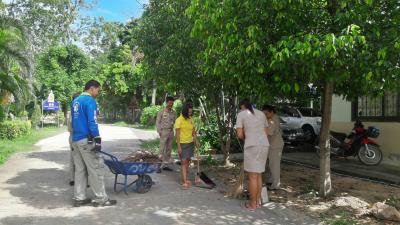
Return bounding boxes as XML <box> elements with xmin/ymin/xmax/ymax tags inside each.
<box><xmin>140</xmin><ymin>105</ymin><xmax>162</xmax><ymax>126</ymax></box>
<box><xmin>173</xmin><ymin>100</ymin><xmax>183</xmax><ymax>117</ymax></box>
<box><xmin>197</xmin><ymin>116</ymin><xmax>221</xmax><ymax>154</ymax></box>
<box><xmin>0</xmin><ymin>107</ymin><xmax>5</xmax><ymax>122</ymax></box>
<box><xmin>0</xmin><ymin>120</ymin><xmax>32</xmax><ymax>140</ymax></box>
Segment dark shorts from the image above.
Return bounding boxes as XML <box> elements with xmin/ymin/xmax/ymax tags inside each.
<box><xmin>181</xmin><ymin>142</ymin><xmax>194</xmax><ymax>160</ymax></box>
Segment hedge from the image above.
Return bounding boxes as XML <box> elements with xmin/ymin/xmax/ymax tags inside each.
<box><xmin>140</xmin><ymin>105</ymin><xmax>162</xmax><ymax>126</ymax></box>
<box><xmin>0</xmin><ymin>120</ymin><xmax>32</xmax><ymax>140</ymax></box>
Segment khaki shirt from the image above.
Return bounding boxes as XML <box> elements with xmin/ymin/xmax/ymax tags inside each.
<box><xmin>156</xmin><ymin>108</ymin><xmax>176</xmax><ymax>133</ymax></box>
<box><xmin>235</xmin><ymin>109</ymin><xmax>269</xmax><ymax>148</ymax></box>
<box><xmin>267</xmin><ymin>114</ymin><xmax>284</xmax><ymax>148</ymax></box>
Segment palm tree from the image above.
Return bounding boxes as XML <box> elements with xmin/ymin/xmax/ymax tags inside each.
<box><xmin>0</xmin><ymin>15</ymin><xmax>33</xmax><ymax>117</ymax></box>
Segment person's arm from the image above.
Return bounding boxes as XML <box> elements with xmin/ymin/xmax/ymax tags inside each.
<box><xmin>86</xmin><ymin>99</ymin><xmax>100</xmax><ymax>138</ymax></box>
<box><xmin>236</xmin><ymin>128</ymin><xmax>245</xmax><ymax>140</ymax></box>
<box><xmin>235</xmin><ymin>113</ymin><xmax>245</xmax><ymax>140</ymax></box>
<box><xmin>174</xmin><ymin>118</ymin><xmax>182</xmax><ymax>157</ymax></box>
<box><xmin>264</xmin><ymin>114</ymin><xmax>270</xmax><ymax>137</ymax></box>
<box><xmin>176</xmin><ymin>128</ymin><xmax>182</xmax><ymax>157</ymax></box>
<box><xmin>267</xmin><ymin>119</ymin><xmax>275</xmax><ymax>136</ymax></box>
<box><xmin>156</xmin><ymin>110</ymin><xmax>162</xmax><ymax>135</ymax></box>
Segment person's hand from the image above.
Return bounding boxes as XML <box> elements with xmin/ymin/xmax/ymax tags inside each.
<box><xmin>92</xmin><ymin>136</ymin><xmax>101</xmax><ymax>152</ymax></box>
<box><xmin>177</xmin><ymin>146</ymin><xmax>182</xmax><ymax>158</ymax></box>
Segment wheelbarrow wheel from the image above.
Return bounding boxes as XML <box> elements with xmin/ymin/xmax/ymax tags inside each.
<box><xmin>136</xmin><ymin>175</ymin><xmax>152</xmax><ymax>194</ymax></box>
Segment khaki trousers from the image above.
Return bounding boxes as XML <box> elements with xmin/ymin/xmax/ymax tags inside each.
<box><xmin>71</xmin><ymin>139</ymin><xmax>108</xmax><ymax>202</ymax></box>
<box><xmin>264</xmin><ymin>146</ymin><xmax>283</xmax><ymax>189</ymax></box>
<box><xmin>159</xmin><ymin>129</ymin><xmax>174</xmax><ymax>164</ymax></box>
<box><xmin>69</xmin><ymin>136</ymin><xmax>75</xmax><ymax>182</ymax></box>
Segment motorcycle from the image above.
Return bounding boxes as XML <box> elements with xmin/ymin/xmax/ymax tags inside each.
<box><xmin>316</xmin><ymin>120</ymin><xmax>383</xmax><ymax>166</ymax></box>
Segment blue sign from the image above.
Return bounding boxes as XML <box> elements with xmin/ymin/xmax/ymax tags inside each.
<box><xmin>43</xmin><ymin>101</ymin><xmax>60</xmax><ymax>111</ymax></box>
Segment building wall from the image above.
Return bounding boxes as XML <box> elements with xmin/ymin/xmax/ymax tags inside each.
<box><xmin>331</xmin><ymin>96</ymin><xmax>400</xmax><ymax>167</ymax></box>
<box><xmin>331</xmin><ymin>95</ymin><xmax>352</xmax><ymax>122</ymax></box>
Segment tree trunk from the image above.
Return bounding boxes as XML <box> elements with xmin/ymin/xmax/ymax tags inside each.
<box><xmin>318</xmin><ymin>81</ymin><xmax>334</xmax><ymax>197</ymax></box>
<box><xmin>63</xmin><ymin>104</ymin><xmax>68</xmax><ymax>126</ymax></box>
<box><xmin>151</xmin><ymin>81</ymin><xmax>157</xmax><ymax>106</ymax></box>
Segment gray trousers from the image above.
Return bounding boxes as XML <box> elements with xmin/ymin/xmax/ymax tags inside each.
<box><xmin>264</xmin><ymin>147</ymin><xmax>283</xmax><ymax>189</ymax></box>
<box><xmin>71</xmin><ymin>139</ymin><xmax>108</xmax><ymax>202</ymax></box>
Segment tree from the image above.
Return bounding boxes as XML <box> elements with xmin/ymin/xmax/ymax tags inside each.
<box><xmin>35</xmin><ymin>44</ymin><xmax>95</xmax><ymax>121</ymax></box>
<box><xmin>76</xmin><ymin>16</ymin><xmax>123</xmax><ymax>57</ymax></box>
<box><xmin>189</xmin><ymin>0</ymin><xmax>400</xmax><ymax>197</ymax></box>
<box><xmin>134</xmin><ymin>0</ymin><xmax>241</xmax><ymax>163</ymax></box>
<box><xmin>5</xmin><ymin>0</ymin><xmax>90</xmax><ymax>55</ymax></box>
<box><xmin>0</xmin><ymin>14</ymin><xmax>32</xmax><ymax>119</ymax></box>
<box><xmin>98</xmin><ymin>44</ymin><xmax>144</xmax><ymax>122</ymax></box>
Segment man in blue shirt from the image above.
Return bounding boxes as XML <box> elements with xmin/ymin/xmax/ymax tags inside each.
<box><xmin>71</xmin><ymin>80</ymin><xmax>116</xmax><ymax>207</ymax></box>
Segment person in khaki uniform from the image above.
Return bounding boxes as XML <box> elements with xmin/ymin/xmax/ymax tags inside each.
<box><xmin>156</xmin><ymin>96</ymin><xmax>176</xmax><ymax>171</ymax></box>
<box><xmin>67</xmin><ymin>92</ymin><xmax>81</xmax><ymax>186</ymax></box>
<box><xmin>262</xmin><ymin>105</ymin><xmax>284</xmax><ymax>190</ymax></box>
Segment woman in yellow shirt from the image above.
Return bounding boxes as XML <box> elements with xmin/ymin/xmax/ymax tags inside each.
<box><xmin>175</xmin><ymin>103</ymin><xmax>198</xmax><ymax>189</ymax></box>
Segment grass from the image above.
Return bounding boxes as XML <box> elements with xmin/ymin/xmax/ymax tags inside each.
<box><xmin>111</xmin><ymin>121</ymin><xmax>156</xmax><ymax>131</ymax></box>
<box><xmin>320</xmin><ymin>210</ymin><xmax>358</xmax><ymax>225</ymax></box>
<box><xmin>386</xmin><ymin>195</ymin><xmax>400</xmax><ymax>210</ymax></box>
<box><xmin>0</xmin><ymin>126</ymin><xmax>66</xmax><ymax>165</ymax></box>
<box><xmin>140</xmin><ymin>137</ymin><xmax>178</xmax><ymax>155</ymax></box>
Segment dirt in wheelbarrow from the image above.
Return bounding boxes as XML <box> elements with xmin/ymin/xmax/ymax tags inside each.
<box><xmin>122</xmin><ymin>150</ymin><xmax>162</xmax><ymax>163</ymax></box>
<box><xmin>201</xmin><ymin>161</ymin><xmax>400</xmax><ymax>225</ymax></box>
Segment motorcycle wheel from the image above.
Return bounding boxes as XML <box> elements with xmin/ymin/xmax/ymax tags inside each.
<box><xmin>357</xmin><ymin>144</ymin><xmax>383</xmax><ymax>166</ymax></box>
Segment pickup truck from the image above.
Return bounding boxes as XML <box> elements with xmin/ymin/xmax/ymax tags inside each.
<box><xmin>278</xmin><ymin>107</ymin><xmax>321</xmax><ymax>143</ymax></box>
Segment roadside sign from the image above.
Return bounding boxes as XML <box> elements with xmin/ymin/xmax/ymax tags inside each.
<box><xmin>42</xmin><ymin>101</ymin><xmax>60</xmax><ymax>111</ymax></box>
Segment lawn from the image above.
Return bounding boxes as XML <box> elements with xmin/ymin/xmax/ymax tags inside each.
<box><xmin>0</xmin><ymin>126</ymin><xmax>66</xmax><ymax>164</ymax></box>
<box><xmin>112</xmin><ymin>121</ymin><xmax>156</xmax><ymax>131</ymax></box>
<box><xmin>140</xmin><ymin>136</ymin><xmax>178</xmax><ymax>155</ymax></box>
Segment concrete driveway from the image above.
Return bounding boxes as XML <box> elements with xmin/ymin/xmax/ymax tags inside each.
<box><xmin>0</xmin><ymin>125</ymin><xmax>320</xmax><ymax>225</ymax></box>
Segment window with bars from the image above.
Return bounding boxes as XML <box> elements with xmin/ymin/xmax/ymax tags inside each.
<box><xmin>354</xmin><ymin>92</ymin><xmax>399</xmax><ymax>121</ymax></box>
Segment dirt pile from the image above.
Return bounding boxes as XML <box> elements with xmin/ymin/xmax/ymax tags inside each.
<box><xmin>123</xmin><ymin>150</ymin><xmax>161</xmax><ymax>163</ymax></box>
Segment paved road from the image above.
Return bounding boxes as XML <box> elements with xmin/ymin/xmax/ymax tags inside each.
<box><xmin>0</xmin><ymin>125</ymin><xmax>320</xmax><ymax>225</ymax></box>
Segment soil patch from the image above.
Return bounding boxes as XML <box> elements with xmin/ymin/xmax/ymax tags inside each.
<box><xmin>202</xmin><ymin>161</ymin><xmax>400</xmax><ymax>225</ymax></box>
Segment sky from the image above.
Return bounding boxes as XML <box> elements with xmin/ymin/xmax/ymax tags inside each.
<box><xmin>82</xmin><ymin>0</ymin><xmax>148</xmax><ymax>22</ymax></box>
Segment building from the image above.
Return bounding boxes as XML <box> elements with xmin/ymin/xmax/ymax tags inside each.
<box><xmin>331</xmin><ymin>93</ymin><xmax>400</xmax><ymax>167</ymax></box>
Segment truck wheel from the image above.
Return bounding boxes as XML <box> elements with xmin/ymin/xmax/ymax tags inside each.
<box><xmin>302</xmin><ymin>126</ymin><xmax>316</xmax><ymax>143</ymax></box>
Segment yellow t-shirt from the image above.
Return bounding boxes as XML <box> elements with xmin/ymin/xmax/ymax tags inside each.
<box><xmin>174</xmin><ymin>115</ymin><xmax>194</xmax><ymax>144</ymax></box>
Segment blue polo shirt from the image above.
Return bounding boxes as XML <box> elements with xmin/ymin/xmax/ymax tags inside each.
<box><xmin>71</xmin><ymin>93</ymin><xmax>100</xmax><ymax>142</ymax></box>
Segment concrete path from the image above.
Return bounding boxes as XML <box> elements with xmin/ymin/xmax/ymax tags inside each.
<box><xmin>0</xmin><ymin>125</ymin><xmax>320</xmax><ymax>225</ymax></box>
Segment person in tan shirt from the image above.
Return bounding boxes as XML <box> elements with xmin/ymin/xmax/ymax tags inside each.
<box><xmin>262</xmin><ymin>105</ymin><xmax>284</xmax><ymax>190</ymax></box>
<box><xmin>156</xmin><ymin>96</ymin><xmax>176</xmax><ymax>171</ymax></box>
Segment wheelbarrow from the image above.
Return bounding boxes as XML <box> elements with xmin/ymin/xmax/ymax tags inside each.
<box><xmin>99</xmin><ymin>150</ymin><xmax>161</xmax><ymax>194</ymax></box>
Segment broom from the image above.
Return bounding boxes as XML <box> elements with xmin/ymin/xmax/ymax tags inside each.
<box><xmin>194</xmin><ymin>142</ymin><xmax>216</xmax><ymax>189</ymax></box>
<box><xmin>228</xmin><ymin>134</ymin><xmax>246</xmax><ymax>198</ymax></box>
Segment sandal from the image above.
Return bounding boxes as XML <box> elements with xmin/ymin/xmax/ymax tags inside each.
<box><xmin>241</xmin><ymin>202</ymin><xmax>256</xmax><ymax>212</ymax></box>
<box><xmin>181</xmin><ymin>182</ymin><xmax>191</xmax><ymax>190</ymax></box>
